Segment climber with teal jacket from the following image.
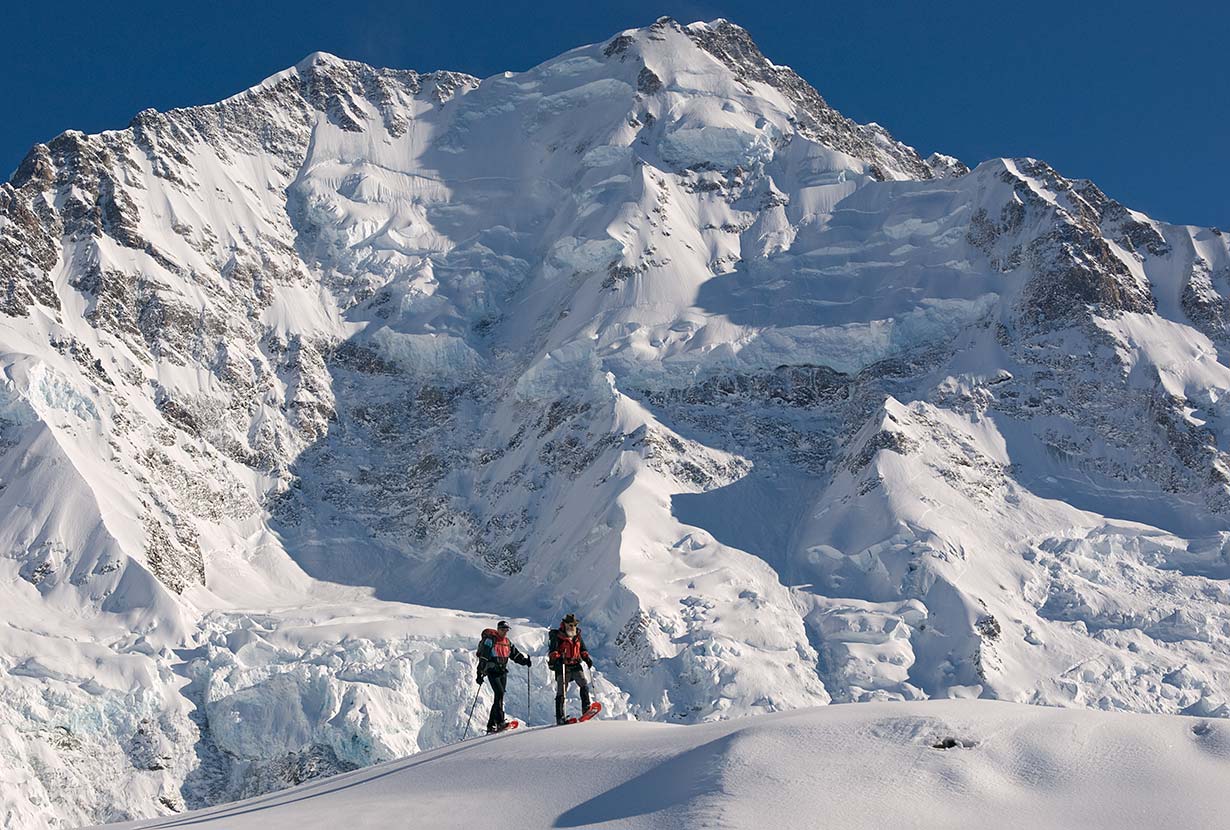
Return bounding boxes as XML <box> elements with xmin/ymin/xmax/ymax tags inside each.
<box><xmin>476</xmin><ymin>620</ymin><xmax>530</xmax><ymax>733</ymax></box>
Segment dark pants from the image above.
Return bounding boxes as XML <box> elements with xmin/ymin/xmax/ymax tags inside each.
<box><xmin>486</xmin><ymin>670</ymin><xmax>508</xmax><ymax>730</ymax></box>
<box><xmin>554</xmin><ymin>663</ymin><xmax>590</xmax><ymax>721</ymax></box>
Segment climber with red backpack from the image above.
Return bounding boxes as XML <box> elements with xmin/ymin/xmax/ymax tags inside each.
<box><xmin>476</xmin><ymin>620</ymin><xmax>531</xmax><ymax>733</ymax></box>
<box><xmin>549</xmin><ymin>613</ymin><xmax>599</xmax><ymax>724</ymax></box>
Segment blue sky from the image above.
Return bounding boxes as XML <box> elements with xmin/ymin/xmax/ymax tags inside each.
<box><xmin>4</xmin><ymin>0</ymin><xmax>1226</xmax><ymax>227</ymax></box>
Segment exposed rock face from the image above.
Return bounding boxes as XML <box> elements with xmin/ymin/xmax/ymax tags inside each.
<box><xmin>1</xmin><ymin>146</ymin><xmax>63</xmax><ymax>315</ymax></box>
<box><xmin>1</xmin><ymin>17</ymin><xmax>1230</xmax><ymax>830</ymax></box>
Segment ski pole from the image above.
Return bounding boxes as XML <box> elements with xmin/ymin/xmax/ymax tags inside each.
<box><xmin>527</xmin><ymin>661</ymin><xmax>532</xmax><ymax>725</ymax></box>
<box><xmin>461</xmin><ymin>681</ymin><xmax>482</xmax><ymax>741</ymax></box>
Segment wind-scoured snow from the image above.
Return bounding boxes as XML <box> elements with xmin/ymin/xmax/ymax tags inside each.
<box><xmin>100</xmin><ymin>701</ymin><xmax>1230</xmax><ymax>830</ymax></box>
<box><xmin>1</xmin><ymin>15</ymin><xmax>1229</xmax><ymax>828</ymax></box>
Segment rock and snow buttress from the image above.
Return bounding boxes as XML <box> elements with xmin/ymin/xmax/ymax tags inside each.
<box><xmin>1</xmin><ymin>15</ymin><xmax>1229</xmax><ymax>829</ymax></box>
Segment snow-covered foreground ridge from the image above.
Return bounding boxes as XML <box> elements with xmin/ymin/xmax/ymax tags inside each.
<box><xmin>2</xmin><ymin>14</ymin><xmax>1230</xmax><ymax>828</ymax></box>
<box><xmin>98</xmin><ymin>701</ymin><xmax>1230</xmax><ymax>830</ymax></box>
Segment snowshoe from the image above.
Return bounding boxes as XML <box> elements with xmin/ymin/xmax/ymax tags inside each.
<box><xmin>487</xmin><ymin>720</ymin><xmax>519</xmax><ymax>734</ymax></box>
<box><xmin>557</xmin><ymin>702</ymin><xmax>601</xmax><ymax>725</ymax></box>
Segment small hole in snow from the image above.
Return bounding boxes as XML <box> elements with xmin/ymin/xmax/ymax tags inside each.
<box><xmin>931</xmin><ymin>736</ymin><xmax>978</xmax><ymax>750</ymax></box>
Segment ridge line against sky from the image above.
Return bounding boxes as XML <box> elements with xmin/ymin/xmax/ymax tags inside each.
<box><xmin>3</xmin><ymin>0</ymin><xmax>1227</xmax><ymax>228</ymax></box>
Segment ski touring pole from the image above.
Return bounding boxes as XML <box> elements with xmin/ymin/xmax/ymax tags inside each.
<box><xmin>461</xmin><ymin>681</ymin><xmax>482</xmax><ymax>741</ymax></box>
<box><xmin>527</xmin><ymin>661</ymin><xmax>532</xmax><ymax>725</ymax></box>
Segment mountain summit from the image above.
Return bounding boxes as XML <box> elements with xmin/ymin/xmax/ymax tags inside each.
<box><xmin>1</xmin><ymin>18</ymin><xmax>1228</xmax><ymax>828</ymax></box>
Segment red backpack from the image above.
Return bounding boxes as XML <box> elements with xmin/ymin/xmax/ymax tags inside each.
<box><xmin>479</xmin><ymin>628</ymin><xmax>511</xmax><ymax>662</ymax></box>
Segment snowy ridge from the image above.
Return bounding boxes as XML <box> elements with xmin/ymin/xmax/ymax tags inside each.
<box><xmin>1</xmin><ymin>16</ymin><xmax>1229</xmax><ymax>828</ymax></box>
<box><xmin>101</xmin><ymin>701</ymin><xmax>1230</xmax><ymax>830</ymax></box>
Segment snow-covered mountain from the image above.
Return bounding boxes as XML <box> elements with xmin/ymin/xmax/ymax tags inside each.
<box><xmin>1</xmin><ymin>16</ymin><xmax>1228</xmax><ymax>828</ymax></box>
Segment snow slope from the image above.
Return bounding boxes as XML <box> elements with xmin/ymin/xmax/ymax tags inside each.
<box><xmin>100</xmin><ymin>700</ymin><xmax>1230</xmax><ymax>830</ymax></box>
<box><xmin>2</xmin><ymin>15</ymin><xmax>1230</xmax><ymax>828</ymax></box>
